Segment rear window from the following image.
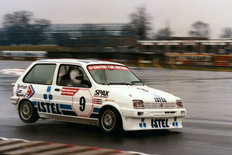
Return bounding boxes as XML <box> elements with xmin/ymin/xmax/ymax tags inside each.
<box><xmin>23</xmin><ymin>64</ymin><xmax>56</xmax><ymax>85</ymax></box>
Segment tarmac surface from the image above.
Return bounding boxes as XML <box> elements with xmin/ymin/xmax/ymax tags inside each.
<box><xmin>0</xmin><ymin>60</ymin><xmax>232</xmax><ymax>155</ymax></box>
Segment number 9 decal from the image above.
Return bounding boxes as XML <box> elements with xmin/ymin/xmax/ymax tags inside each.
<box><xmin>79</xmin><ymin>96</ymin><xmax>86</xmax><ymax>111</ymax></box>
<box><xmin>72</xmin><ymin>90</ymin><xmax>93</xmax><ymax>117</ymax></box>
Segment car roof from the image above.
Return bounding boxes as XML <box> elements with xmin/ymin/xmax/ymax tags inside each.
<box><xmin>36</xmin><ymin>59</ymin><xmax>124</xmax><ymax>67</ymax></box>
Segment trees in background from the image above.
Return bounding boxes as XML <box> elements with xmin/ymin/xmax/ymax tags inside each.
<box><xmin>3</xmin><ymin>9</ymin><xmax>232</xmax><ymax>47</ymax></box>
<box><xmin>80</xmin><ymin>24</ymin><xmax>110</xmax><ymax>37</ymax></box>
<box><xmin>220</xmin><ymin>27</ymin><xmax>232</xmax><ymax>38</ymax></box>
<box><xmin>52</xmin><ymin>33</ymin><xmax>75</xmax><ymax>46</ymax></box>
<box><xmin>189</xmin><ymin>21</ymin><xmax>210</xmax><ymax>38</ymax></box>
<box><xmin>3</xmin><ymin>11</ymin><xmax>50</xmax><ymax>45</ymax></box>
<box><xmin>123</xmin><ymin>6</ymin><xmax>152</xmax><ymax>40</ymax></box>
<box><xmin>155</xmin><ymin>28</ymin><xmax>172</xmax><ymax>40</ymax></box>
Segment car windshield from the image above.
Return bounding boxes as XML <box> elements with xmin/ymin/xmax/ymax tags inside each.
<box><xmin>87</xmin><ymin>64</ymin><xmax>143</xmax><ymax>85</ymax></box>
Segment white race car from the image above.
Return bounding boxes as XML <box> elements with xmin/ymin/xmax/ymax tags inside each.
<box><xmin>11</xmin><ymin>59</ymin><xmax>186</xmax><ymax>133</ymax></box>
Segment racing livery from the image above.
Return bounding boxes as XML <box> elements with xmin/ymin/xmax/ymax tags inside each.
<box><xmin>11</xmin><ymin>59</ymin><xmax>186</xmax><ymax>133</ymax></box>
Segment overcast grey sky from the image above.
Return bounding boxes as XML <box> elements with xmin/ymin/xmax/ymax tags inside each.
<box><xmin>1</xmin><ymin>0</ymin><xmax>232</xmax><ymax>38</ymax></box>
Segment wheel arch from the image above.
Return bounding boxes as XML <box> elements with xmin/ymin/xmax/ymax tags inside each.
<box><xmin>17</xmin><ymin>98</ymin><xmax>32</xmax><ymax>110</ymax></box>
<box><xmin>99</xmin><ymin>103</ymin><xmax>124</xmax><ymax>133</ymax></box>
<box><xmin>99</xmin><ymin>102</ymin><xmax>122</xmax><ymax>117</ymax></box>
<box><xmin>18</xmin><ymin>99</ymin><xmax>39</xmax><ymax>123</ymax></box>
<box><xmin>99</xmin><ymin>102</ymin><xmax>123</xmax><ymax>125</ymax></box>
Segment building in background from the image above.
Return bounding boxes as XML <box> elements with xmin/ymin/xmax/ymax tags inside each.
<box><xmin>44</xmin><ymin>23</ymin><xmax>136</xmax><ymax>52</ymax></box>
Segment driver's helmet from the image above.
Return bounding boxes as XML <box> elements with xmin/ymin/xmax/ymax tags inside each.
<box><xmin>70</xmin><ymin>69</ymin><xmax>83</xmax><ymax>85</ymax></box>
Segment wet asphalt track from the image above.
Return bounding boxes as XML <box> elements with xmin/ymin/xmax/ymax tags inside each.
<box><xmin>0</xmin><ymin>60</ymin><xmax>232</xmax><ymax>155</ymax></box>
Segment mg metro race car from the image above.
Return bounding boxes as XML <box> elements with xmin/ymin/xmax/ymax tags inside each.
<box><xmin>11</xmin><ymin>59</ymin><xmax>186</xmax><ymax>133</ymax></box>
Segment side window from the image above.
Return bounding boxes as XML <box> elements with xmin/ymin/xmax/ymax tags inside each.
<box><xmin>57</xmin><ymin>65</ymin><xmax>91</xmax><ymax>88</ymax></box>
<box><xmin>23</xmin><ymin>64</ymin><xmax>56</xmax><ymax>85</ymax></box>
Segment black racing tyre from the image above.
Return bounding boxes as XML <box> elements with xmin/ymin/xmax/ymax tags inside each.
<box><xmin>99</xmin><ymin>107</ymin><xmax>122</xmax><ymax>134</ymax></box>
<box><xmin>18</xmin><ymin>100</ymin><xmax>39</xmax><ymax>123</ymax></box>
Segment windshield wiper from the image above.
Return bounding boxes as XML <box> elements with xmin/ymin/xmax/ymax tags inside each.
<box><xmin>107</xmin><ymin>82</ymin><xmax>132</xmax><ymax>85</ymax></box>
<box><xmin>106</xmin><ymin>81</ymin><xmax>143</xmax><ymax>85</ymax></box>
<box><xmin>131</xmin><ymin>81</ymin><xmax>143</xmax><ymax>85</ymax></box>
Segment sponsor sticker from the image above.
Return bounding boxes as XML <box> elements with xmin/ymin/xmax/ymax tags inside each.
<box><xmin>61</xmin><ymin>87</ymin><xmax>80</xmax><ymax>96</ymax></box>
<box><xmin>94</xmin><ymin>90</ymin><xmax>109</xmax><ymax>98</ymax></box>
<box><xmin>37</xmin><ymin>102</ymin><xmax>62</xmax><ymax>114</ymax></box>
<box><xmin>87</xmin><ymin>65</ymin><xmax>129</xmax><ymax>71</ymax></box>
<box><xmin>26</xmin><ymin>85</ymin><xmax>35</xmax><ymax>99</ymax></box>
<box><xmin>154</xmin><ymin>95</ymin><xmax>167</xmax><ymax>102</ymax></box>
<box><xmin>139</xmin><ymin>118</ymin><xmax>147</xmax><ymax>128</ymax></box>
<box><xmin>150</xmin><ymin>118</ymin><xmax>179</xmax><ymax>128</ymax></box>
<box><xmin>137</xmin><ymin>87</ymin><xmax>149</xmax><ymax>92</ymax></box>
<box><xmin>16</xmin><ymin>84</ymin><xmax>27</xmax><ymax>97</ymax></box>
<box><xmin>151</xmin><ymin>118</ymin><xmax>169</xmax><ymax>128</ymax></box>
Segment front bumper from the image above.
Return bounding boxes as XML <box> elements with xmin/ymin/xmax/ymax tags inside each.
<box><xmin>10</xmin><ymin>96</ymin><xmax>19</xmax><ymax>105</ymax></box>
<box><xmin>121</xmin><ymin>108</ymin><xmax>186</xmax><ymax>131</ymax></box>
<box><xmin>121</xmin><ymin>108</ymin><xmax>186</xmax><ymax>118</ymax></box>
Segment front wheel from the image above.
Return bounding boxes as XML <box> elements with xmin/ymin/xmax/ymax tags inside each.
<box><xmin>18</xmin><ymin>100</ymin><xmax>39</xmax><ymax>123</ymax></box>
<box><xmin>99</xmin><ymin>108</ymin><xmax>122</xmax><ymax>134</ymax></box>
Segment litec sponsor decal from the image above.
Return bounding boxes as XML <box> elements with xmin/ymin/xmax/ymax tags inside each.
<box><xmin>37</xmin><ymin>102</ymin><xmax>62</xmax><ymax>114</ymax></box>
<box><xmin>151</xmin><ymin>118</ymin><xmax>169</xmax><ymax>128</ymax></box>
<box><xmin>154</xmin><ymin>94</ymin><xmax>167</xmax><ymax>102</ymax></box>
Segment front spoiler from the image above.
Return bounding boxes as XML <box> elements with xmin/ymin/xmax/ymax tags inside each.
<box><xmin>121</xmin><ymin>108</ymin><xmax>186</xmax><ymax>131</ymax></box>
<box><xmin>122</xmin><ymin>117</ymin><xmax>183</xmax><ymax>131</ymax></box>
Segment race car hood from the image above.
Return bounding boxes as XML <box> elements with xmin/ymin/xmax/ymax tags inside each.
<box><xmin>96</xmin><ymin>85</ymin><xmax>180</xmax><ymax>104</ymax></box>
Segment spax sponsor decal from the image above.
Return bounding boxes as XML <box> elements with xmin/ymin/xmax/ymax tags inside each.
<box><xmin>94</xmin><ymin>90</ymin><xmax>109</xmax><ymax>98</ymax></box>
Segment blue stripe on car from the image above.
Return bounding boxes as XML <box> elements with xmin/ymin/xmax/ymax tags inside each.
<box><xmin>89</xmin><ymin>113</ymin><xmax>99</xmax><ymax>118</ymax></box>
<box><xmin>60</xmin><ymin>104</ymin><xmax>72</xmax><ymax>110</ymax></box>
<box><xmin>31</xmin><ymin>101</ymin><xmax>37</xmax><ymax>107</ymax></box>
<box><xmin>93</xmin><ymin>108</ymin><xmax>100</xmax><ymax>113</ymax></box>
<box><xmin>61</xmin><ymin>110</ymin><xmax>78</xmax><ymax>116</ymax></box>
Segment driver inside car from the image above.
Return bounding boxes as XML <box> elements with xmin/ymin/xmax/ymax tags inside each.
<box><xmin>68</xmin><ymin>68</ymin><xmax>84</xmax><ymax>87</ymax></box>
<box><xmin>68</xmin><ymin>68</ymin><xmax>90</xmax><ymax>88</ymax></box>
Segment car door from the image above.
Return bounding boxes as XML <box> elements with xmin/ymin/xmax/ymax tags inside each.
<box><xmin>52</xmin><ymin>64</ymin><xmax>94</xmax><ymax>119</ymax></box>
<box><xmin>22</xmin><ymin>63</ymin><xmax>57</xmax><ymax>115</ymax></box>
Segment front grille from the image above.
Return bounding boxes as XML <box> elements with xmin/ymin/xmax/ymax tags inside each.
<box><xmin>144</xmin><ymin>102</ymin><xmax>176</xmax><ymax>109</ymax></box>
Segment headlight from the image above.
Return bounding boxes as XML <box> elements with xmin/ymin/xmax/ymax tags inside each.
<box><xmin>133</xmin><ymin>100</ymin><xmax>144</xmax><ymax>109</ymax></box>
<box><xmin>176</xmin><ymin>99</ymin><xmax>184</xmax><ymax>107</ymax></box>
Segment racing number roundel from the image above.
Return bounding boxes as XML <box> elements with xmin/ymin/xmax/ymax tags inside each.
<box><xmin>72</xmin><ymin>89</ymin><xmax>93</xmax><ymax>117</ymax></box>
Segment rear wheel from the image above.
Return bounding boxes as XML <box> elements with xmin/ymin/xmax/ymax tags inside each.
<box><xmin>99</xmin><ymin>107</ymin><xmax>122</xmax><ymax>134</ymax></box>
<box><xmin>19</xmin><ymin>100</ymin><xmax>39</xmax><ymax>123</ymax></box>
